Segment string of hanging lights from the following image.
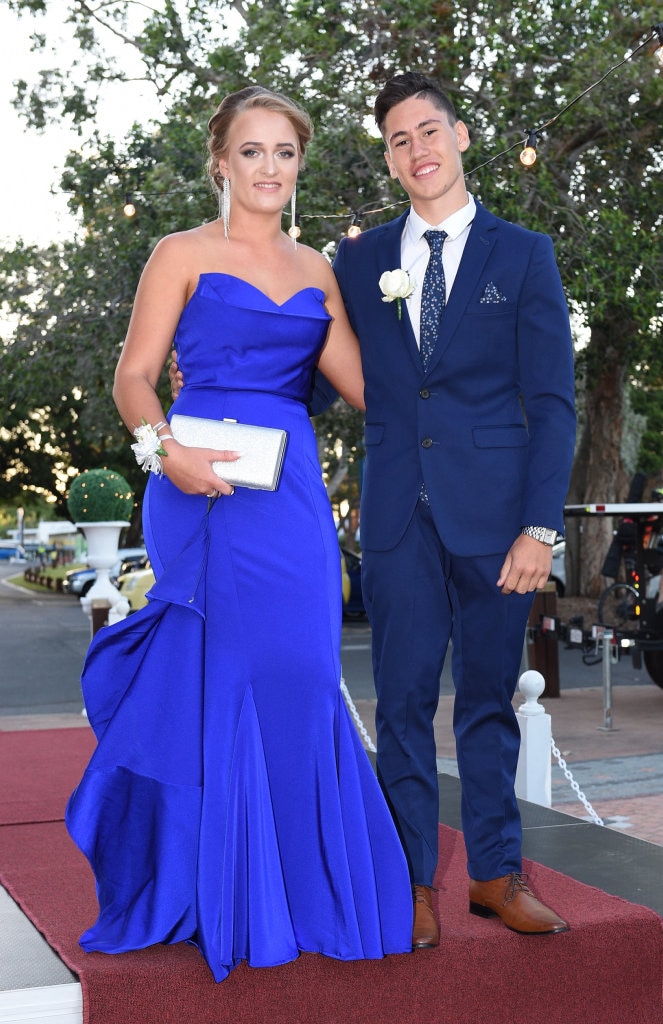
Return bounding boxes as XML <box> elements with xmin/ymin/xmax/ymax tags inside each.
<box><xmin>114</xmin><ymin>22</ymin><xmax>663</xmax><ymax>236</ymax></box>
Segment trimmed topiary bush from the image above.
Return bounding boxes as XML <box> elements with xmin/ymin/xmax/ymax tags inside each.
<box><xmin>67</xmin><ymin>468</ymin><xmax>134</xmax><ymax>523</ymax></box>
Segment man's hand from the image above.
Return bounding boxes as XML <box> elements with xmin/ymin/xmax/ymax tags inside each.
<box><xmin>497</xmin><ymin>534</ymin><xmax>553</xmax><ymax>595</ymax></box>
<box><xmin>169</xmin><ymin>348</ymin><xmax>183</xmax><ymax>401</ymax></box>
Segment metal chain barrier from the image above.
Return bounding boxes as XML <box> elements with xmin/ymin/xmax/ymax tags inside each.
<box><xmin>342</xmin><ymin>674</ymin><xmax>606</xmax><ymax>828</ymax></box>
<box><xmin>340</xmin><ymin>676</ymin><xmax>377</xmax><ymax>754</ymax></box>
<box><xmin>551</xmin><ymin>735</ymin><xmax>604</xmax><ymax>826</ymax></box>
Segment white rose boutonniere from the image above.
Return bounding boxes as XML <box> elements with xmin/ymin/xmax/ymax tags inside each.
<box><xmin>378</xmin><ymin>269</ymin><xmax>416</xmax><ymax>320</ymax></box>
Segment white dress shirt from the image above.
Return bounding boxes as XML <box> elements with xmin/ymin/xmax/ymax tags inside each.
<box><xmin>401</xmin><ymin>193</ymin><xmax>476</xmax><ymax>347</ymax></box>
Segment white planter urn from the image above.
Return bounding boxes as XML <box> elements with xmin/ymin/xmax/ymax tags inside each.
<box><xmin>77</xmin><ymin>520</ymin><xmax>131</xmax><ymax>627</ymax></box>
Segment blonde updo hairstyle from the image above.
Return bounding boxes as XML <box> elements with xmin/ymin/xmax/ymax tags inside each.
<box><xmin>207</xmin><ymin>86</ymin><xmax>313</xmax><ymax>198</ymax></box>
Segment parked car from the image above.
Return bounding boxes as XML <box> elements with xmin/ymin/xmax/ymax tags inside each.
<box><xmin>341</xmin><ymin>546</ymin><xmax>366</xmax><ymax>618</ymax></box>
<box><xmin>548</xmin><ymin>540</ymin><xmax>566</xmax><ymax>597</ymax></box>
<box><xmin>117</xmin><ymin>552</ymin><xmax>149</xmax><ymax>576</ymax></box>
<box><xmin>117</xmin><ymin>561</ymin><xmax>155</xmax><ymax>611</ymax></box>
<box><xmin>0</xmin><ymin>541</ymin><xmax>20</xmax><ymax>560</ymax></box>
<box><xmin>62</xmin><ymin>548</ymin><xmax>147</xmax><ymax>597</ymax></box>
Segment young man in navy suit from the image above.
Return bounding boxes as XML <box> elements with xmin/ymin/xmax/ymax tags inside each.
<box><xmin>331</xmin><ymin>72</ymin><xmax>576</xmax><ymax>948</ymax></box>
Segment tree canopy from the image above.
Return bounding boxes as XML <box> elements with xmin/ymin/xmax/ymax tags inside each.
<box><xmin>1</xmin><ymin>0</ymin><xmax>661</xmax><ymax>588</ymax></box>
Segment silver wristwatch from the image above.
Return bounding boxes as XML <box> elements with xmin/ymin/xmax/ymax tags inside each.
<box><xmin>520</xmin><ymin>526</ymin><xmax>557</xmax><ymax>546</ymax></box>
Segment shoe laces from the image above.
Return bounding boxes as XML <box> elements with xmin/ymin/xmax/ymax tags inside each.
<box><xmin>412</xmin><ymin>885</ymin><xmax>437</xmax><ymax>904</ymax></box>
<box><xmin>504</xmin><ymin>872</ymin><xmax>533</xmax><ymax>904</ymax></box>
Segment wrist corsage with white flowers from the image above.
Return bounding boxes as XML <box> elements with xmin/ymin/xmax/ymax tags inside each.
<box><xmin>131</xmin><ymin>418</ymin><xmax>174</xmax><ymax>476</ymax></box>
<box><xmin>378</xmin><ymin>269</ymin><xmax>416</xmax><ymax>320</ymax></box>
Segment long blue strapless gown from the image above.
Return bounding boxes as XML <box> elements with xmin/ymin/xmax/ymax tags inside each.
<box><xmin>65</xmin><ymin>274</ymin><xmax>412</xmax><ymax>982</ymax></box>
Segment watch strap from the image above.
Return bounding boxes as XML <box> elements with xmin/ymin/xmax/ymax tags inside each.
<box><xmin>521</xmin><ymin>526</ymin><xmax>557</xmax><ymax>546</ymax></box>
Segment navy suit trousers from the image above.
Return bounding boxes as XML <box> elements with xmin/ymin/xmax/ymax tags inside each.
<box><xmin>362</xmin><ymin>498</ymin><xmax>536</xmax><ymax>884</ymax></box>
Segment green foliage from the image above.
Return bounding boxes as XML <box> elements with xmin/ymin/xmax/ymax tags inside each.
<box><xmin>67</xmin><ymin>468</ymin><xmax>134</xmax><ymax>522</ymax></box>
<box><xmin>631</xmin><ymin>382</ymin><xmax>663</xmax><ymax>476</ymax></box>
<box><xmin>1</xmin><ymin>0</ymin><xmax>661</xmax><ymax>512</ymax></box>
<box><xmin>0</xmin><ymin>495</ymin><xmax>53</xmax><ymax>539</ymax></box>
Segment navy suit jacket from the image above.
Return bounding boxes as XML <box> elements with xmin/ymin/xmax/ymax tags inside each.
<box><xmin>332</xmin><ymin>201</ymin><xmax>576</xmax><ymax>557</ymax></box>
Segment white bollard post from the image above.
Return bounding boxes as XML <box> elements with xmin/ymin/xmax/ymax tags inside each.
<box><xmin>515</xmin><ymin>670</ymin><xmax>551</xmax><ymax>807</ymax></box>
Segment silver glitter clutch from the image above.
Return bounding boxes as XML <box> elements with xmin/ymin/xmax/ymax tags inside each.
<box><xmin>170</xmin><ymin>414</ymin><xmax>288</xmax><ymax>491</ymax></box>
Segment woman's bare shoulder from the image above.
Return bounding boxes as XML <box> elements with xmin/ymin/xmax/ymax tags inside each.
<box><xmin>296</xmin><ymin>244</ymin><xmax>336</xmax><ymax>289</ymax></box>
<box><xmin>152</xmin><ymin>222</ymin><xmax>220</xmax><ymax>258</ymax></box>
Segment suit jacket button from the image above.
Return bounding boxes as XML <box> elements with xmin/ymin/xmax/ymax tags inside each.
<box><xmin>421</xmin><ymin>437</ymin><xmax>433</xmax><ymax>448</ymax></box>
<box><xmin>419</xmin><ymin>388</ymin><xmax>430</xmax><ymax>399</ymax></box>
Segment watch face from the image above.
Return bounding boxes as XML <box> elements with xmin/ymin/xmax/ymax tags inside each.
<box><xmin>523</xmin><ymin>526</ymin><xmax>556</xmax><ymax>544</ymax></box>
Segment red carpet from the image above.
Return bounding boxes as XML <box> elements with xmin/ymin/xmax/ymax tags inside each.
<box><xmin>0</xmin><ymin>728</ymin><xmax>96</xmax><ymax>825</ymax></box>
<box><xmin>1</xmin><ymin>728</ymin><xmax>662</xmax><ymax>1024</ymax></box>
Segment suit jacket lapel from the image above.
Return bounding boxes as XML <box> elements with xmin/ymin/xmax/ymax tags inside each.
<box><xmin>373</xmin><ymin>212</ymin><xmax>422</xmax><ymax>372</ymax></box>
<box><xmin>426</xmin><ymin>202</ymin><xmax>497</xmax><ymax>374</ymax></box>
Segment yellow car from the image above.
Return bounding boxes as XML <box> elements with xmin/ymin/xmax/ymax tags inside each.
<box><xmin>341</xmin><ymin>548</ymin><xmax>351</xmax><ymax>604</ymax></box>
<box><xmin>117</xmin><ymin>562</ymin><xmax>155</xmax><ymax>612</ymax></box>
<box><xmin>118</xmin><ymin>550</ymin><xmax>351</xmax><ymax>613</ymax></box>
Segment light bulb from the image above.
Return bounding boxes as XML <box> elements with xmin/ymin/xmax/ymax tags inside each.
<box><xmin>288</xmin><ymin>224</ymin><xmax>301</xmax><ymax>239</ymax></box>
<box><xmin>123</xmin><ymin>201</ymin><xmax>136</xmax><ymax>217</ymax></box>
<box><xmin>519</xmin><ymin>130</ymin><xmax>539</xmax><ymax>167</ymax></box>
<box><xmin>347</xmin><ymin>213</ymin><xmax>363</xmax><ymax>237</ymax></box>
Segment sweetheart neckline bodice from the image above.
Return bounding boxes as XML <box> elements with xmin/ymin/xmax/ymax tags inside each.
<box><xmin>196</xmin><ymin>272</ymin><xmax>325</xmax><ymax>310</ymax></box>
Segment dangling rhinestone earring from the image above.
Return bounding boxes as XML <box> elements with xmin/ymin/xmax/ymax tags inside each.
<box><xmin>288</xmin><ymin>186</ymin><xmax>300</xmax><ymax>249</ymax></box>
<box><xmin>222</xmin><ymin>177</ymin><xmax>231</xmax><ymax>240</ymax></box>
<box><xmin>286</xmin><ymin>186</ymin><xmax>303</xmax><ymax>247</ymax></box>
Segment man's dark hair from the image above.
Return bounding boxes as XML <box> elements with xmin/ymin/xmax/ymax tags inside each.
<box><xmin>374</xmin><ymin>72</ymin><xmax>459</xmax><ymax>138</ymax></box>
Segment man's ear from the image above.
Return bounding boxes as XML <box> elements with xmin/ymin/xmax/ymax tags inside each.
<box><xmin>384</xmin><ymin>150</ymin><xmax>399</xmax><ymax>180</ymax></box>
<box><xmin>456</xmin><ymin>121</ymin><xmax>470</xmax><ymax>152</ymax></box>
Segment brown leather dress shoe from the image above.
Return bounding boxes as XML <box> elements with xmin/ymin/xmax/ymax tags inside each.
<box><xmin>469</xmin><ymin>873</ymin><xmax>569</xmax><ymax>935</ymax></box>
<box><xmin>412</xmin><ymin>885</ymin><xmax>440</xmax><ymax>948</ymax></box>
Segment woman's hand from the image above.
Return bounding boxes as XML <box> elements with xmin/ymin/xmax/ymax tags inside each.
<box><xmin>169</xmin><ymin>349</ymin><xmax>184</xmax><ymax>402</ymax></box>
<box><xmin>160</xmin><ymin>438</ymin><xmax>239</xmax><ymax>497</ymax></box>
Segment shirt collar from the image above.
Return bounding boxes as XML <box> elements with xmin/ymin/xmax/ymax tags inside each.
<box><xmin>405</xmin><ymin>192</ymin><xmax>476</xmax><ymax>245</ymax></box>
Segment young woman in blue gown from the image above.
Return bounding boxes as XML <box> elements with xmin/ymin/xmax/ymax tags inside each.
<box><xmin>65</xmin><ymin>86</ymin><xmax>413</xmax><ymax>983</ymax></box>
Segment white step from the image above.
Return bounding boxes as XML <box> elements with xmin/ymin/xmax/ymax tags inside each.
<box><xmin>0</xmin><ymin>986</ymin><xmax>82</xmax><ymax>1024</ymax></box>
<box><xmin>0</xmin><ymin>888</ymin><xmax>82</xmax><ymax>1024</ymax></box>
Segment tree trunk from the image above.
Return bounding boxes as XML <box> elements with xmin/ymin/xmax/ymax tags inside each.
<box><xmin>565</xmin><ymin>320</ymin><xmax>632</xmax><ymax>597</ymax></box>
<box><xmin>326</xmin><ymin>461</ymin><xmax>348</xmax><ymax>500</ymax></box>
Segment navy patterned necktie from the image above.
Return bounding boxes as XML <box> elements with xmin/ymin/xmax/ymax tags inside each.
<box><xmin>420</xmin><ymin>229</ymin><xmax>448</xmax><ymax>370</ymax></box>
